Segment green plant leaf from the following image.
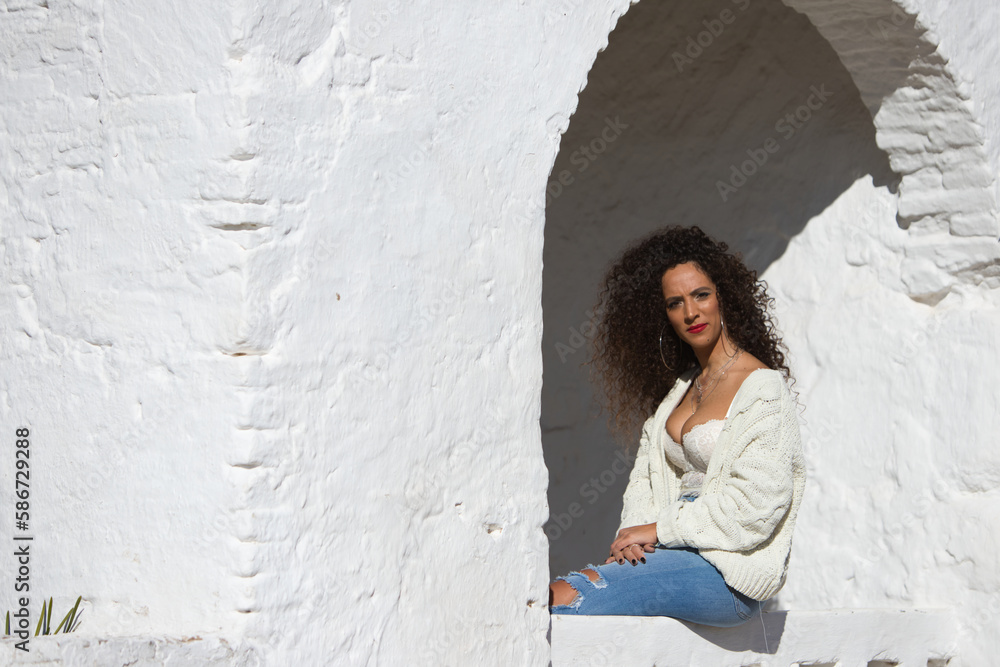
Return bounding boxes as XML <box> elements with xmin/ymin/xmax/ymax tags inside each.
<box><xmin>69</xmin><ymin>608</ymin><xmax>84</xmax><ymax>633</ymax></box>
<box><xmin>34</xmin><ymin>599</ymin><xmax>46</xmax><ymax>636</ymax></box>
<box><xmin>53</xmin><ymin>610</ymin><xmax>70</xmax><ymax>634</ymax></box>
<box><xmin>55</xmin><ymin>597</ymin><xmax>82</xmax><ymax>634</ymax></box>
<box><xmin>67</xmin><ymin>596</ymin><xmax>82</xmax><ymax>633</ymax></box>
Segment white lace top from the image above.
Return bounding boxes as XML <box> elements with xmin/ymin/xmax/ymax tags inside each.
<box><xmin>663</xmin><ymin>420</ymin><xmax>726</xmax><ymax>499</ymax></box>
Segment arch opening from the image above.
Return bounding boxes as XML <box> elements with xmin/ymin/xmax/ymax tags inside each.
<box><xmin>540</xmin><ymin>0</ymin><xmax>997</xmax><ymax>579</ymax></box>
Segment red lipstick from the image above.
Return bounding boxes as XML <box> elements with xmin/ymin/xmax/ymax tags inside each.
<box><xmin>687</xmin><ymin>323</ymin><xmax>708</xmax><ymax>334</ymax></box>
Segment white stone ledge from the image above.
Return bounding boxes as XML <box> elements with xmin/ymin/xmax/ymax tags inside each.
<box><xmin>551</xmin><ymin>609</ymin><xmax>958</xmax><ymax>667</ymax></box>
<box><xmin>0</xmin><ymin>635</ymin><xmax>260</xmax><ymax>666</ymax></box>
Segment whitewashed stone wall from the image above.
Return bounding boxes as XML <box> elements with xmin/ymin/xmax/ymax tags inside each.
<box><xmin>0</xmin><ymin>0</ymin><xmax>997</xmax><ymax>665</ymax></box>
<box><xmin>1</xmin><ymin>0</ymin><xmax>255</xmax><ymax>642</ymax></box>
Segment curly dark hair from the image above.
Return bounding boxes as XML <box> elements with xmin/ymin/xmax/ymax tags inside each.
<box><xmin>590</xmin><ymin>225</ymin><xmax>791</xmax><ymax>442</ymax></box>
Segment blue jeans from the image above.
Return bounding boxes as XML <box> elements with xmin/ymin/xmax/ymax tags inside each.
<box><xmin>550</xmin><ymin>546</ymin><xmax>761</xmax><ymax>627</ymax></box>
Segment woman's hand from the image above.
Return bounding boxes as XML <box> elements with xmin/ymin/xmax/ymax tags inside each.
<box><xmin>605</xmin><ymin>523</ymin><xmax>658</xmax><ymax>565</ymax></box>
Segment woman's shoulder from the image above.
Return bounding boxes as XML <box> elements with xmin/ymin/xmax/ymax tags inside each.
<box><xmin>731</xmin><ymin>366</ymin><xmax>791</xmax><ymax>408</ymax></box>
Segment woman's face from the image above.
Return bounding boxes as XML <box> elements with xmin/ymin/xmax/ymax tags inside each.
<box><xmin>661</xmin><ymin>262</ymin><xmax>723</xmax><ymax>351</ymax></box>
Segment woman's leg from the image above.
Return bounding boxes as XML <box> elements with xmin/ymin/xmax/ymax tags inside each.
<box><xmin>550</xmin><ymin>568</ymin><xmax>602</xmax><ymax>607</ymax></box>
<box><xmin>549</xmin><ymin>547</ymin><xmax>760</xmax><ymax>627</ymax></box>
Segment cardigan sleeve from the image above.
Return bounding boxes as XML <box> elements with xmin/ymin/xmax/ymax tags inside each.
<box><xmin>654</xmin><ymin>376</ymin><xmax>800</xmax><ymax>551</ymax></box>
<box><xmin>617</xmin><ymin>415</ymin><xmax>658</xmax><ymax>533</ymax></box>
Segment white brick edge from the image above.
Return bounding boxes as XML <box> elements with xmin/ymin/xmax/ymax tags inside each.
<box><xmin>0</xmin><ymin>635</ymin><xmax>261</xmax><ymax>666</ymax></box>
<box><xmin>551</xmin><ymin>608</ymin><xmax>959</xmax><ymax>667</ymax></box>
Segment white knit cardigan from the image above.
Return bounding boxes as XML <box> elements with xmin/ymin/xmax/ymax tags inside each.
<box><xmin>618</xmin><ymin>368</ymin><xmax>805</xmax><ymax>600</ymax></box>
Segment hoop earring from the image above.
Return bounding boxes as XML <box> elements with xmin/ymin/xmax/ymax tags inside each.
<box><xmin>658</xmin><ymin>324</ymin><xmax>676</xmax><ymax>371</ymax></box>
<box><xmin>720</xmin><ymin>316</ymin><xmax>739</xmax><ymax>359</ymax></box>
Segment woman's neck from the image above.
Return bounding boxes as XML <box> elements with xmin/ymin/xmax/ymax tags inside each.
<box><xmin>695</xmin><ymin>335</ymin><xmax>738</xmax><ymax>375</ymax></box>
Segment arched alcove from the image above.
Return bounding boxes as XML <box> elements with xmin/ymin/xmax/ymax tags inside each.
<box><xmin>541</xmin><ymin>0</ymin><xmax>998</xmax><ymax>581</ymax></box>
<box><xmin>783</xmin><ymin>0</ymin><xmax>999</xmax><ymax>296</ymax></box>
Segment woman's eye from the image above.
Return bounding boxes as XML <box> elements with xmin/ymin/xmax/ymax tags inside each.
<box><xmin>666</xmin><ymin>301</ymin><xmax>680</xmax><ymax>310</ymax></box>
<box><xmin>696</xmin><ymin>292</ymin><xmax>710</xmax><ymax>300</ymax></box>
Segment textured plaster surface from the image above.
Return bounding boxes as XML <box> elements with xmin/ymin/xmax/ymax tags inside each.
<box><xmin>0</xmin><ymin>635</ymin><xmax>259</xmax><ymax>666</ymax></box>
<box><xmin>0</xmin><ymin>0</ymin><xmax>253</xmax><ymax>640</ymax></box>
<box><xmin>0</xmin><ymin>0</ymin><xmax>998</xmax><ymax>665</ymax></box>
<box><xmin>0</xmin><ymin>0</ymin><xmax>627</xmax><ymax>664</ymax></box>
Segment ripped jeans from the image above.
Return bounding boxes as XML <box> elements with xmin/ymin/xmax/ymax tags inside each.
<box><xmin>550</xmin><ymin>545</ymin><xmax>761</xmax><ymax>627</ymax></box>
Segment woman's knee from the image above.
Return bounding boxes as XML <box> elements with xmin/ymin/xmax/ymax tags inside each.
<box><xmin>549</xmin><ymin>568</ymin><xmax>604</xmax><ymax>609</ymax></box>
<box><xmin>549</xmin><ymin>580</ymin><xmax>578</xmax><ymax>607</ymax></box>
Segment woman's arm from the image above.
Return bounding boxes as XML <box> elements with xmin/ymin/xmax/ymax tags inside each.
<box><xmin>608</xmin><ymin>417</ymin><xmax>662</xmax><ymax>565</ymax></box>
<box><xmin>617</xmin><ymin>417</ymin><xmax>657</xmax><ymax>533</ymax></box>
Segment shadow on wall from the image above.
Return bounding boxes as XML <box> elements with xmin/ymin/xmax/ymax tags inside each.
<box><xmin>541</xmin><ymin>0</ymin><xmax>899</xmax><ymax>577</ymax></box>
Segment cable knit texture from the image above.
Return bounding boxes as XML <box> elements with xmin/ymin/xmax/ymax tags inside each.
<box><xmin>618</xmin><ymin>368</ymin><xmax>805</xmax><ymax>601</ymax></box>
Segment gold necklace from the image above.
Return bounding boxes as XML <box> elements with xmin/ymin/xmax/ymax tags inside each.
<box><xmin>692</xmin><ymin>349</ymin><xmax>742</xmax><ymax>413</ymax></box>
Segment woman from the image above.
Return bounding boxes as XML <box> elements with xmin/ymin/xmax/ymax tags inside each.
<box><xmin>549</xmin><ymin>226</ymin><xmax>804</xmax><ymax>627</ymax></box>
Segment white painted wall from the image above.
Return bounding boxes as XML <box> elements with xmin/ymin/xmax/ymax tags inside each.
<box><xmin>1</xmin><ymin>0</ymin><xmax>625</xmax><ymax>663</ymax></box>
<box><xmin>0</xmin><ymin>0</ymin><xmax>997</xmax><ymax>665</ymax></box>
<box><xmin>0</xmin><ymin>0</ymin><xmax>253</xmax><ymax>640</ymax></box>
